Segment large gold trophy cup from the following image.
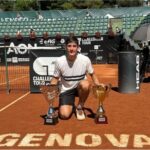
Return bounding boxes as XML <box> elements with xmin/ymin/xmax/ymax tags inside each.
<box><xmin>93</xmin><ymin>84</ymin><xmax>111</xmax><ymax>124</ymax></box>
<box><xmin>40</xmin><ymin>84</ymin><xmax>59</xmax><ymax>125</ymax></box>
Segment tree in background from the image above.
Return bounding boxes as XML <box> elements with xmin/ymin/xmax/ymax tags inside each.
<box><xmin>47</xmin><ymin>0</ymin><xmax>103</xmax><ymax>10</ymax></box>
<box><xmin>0</xmin><ymin>0</ymin><xmax>14</xmax><ymax>11</ymax></box>
<box><xmin>0</xmin><ymin>0</ymin><xmax>38</xmax><ymax>11</ymax></box>
<box><xmin>116</xmin><ymin>0</ymin><xmax>143</xmax><ymax>7</ymax></box>
<box><xmin>71</xmin><ymin>0</ymin><xmax>103</xmax><ymax>9</ymax></box>
<box><xmin>15</xmin><ymin>0</ymin><xmax>38</xmax><ymax>11</ymax></box>
<box><xmin>0</xmin><ymin>0</ymin><xmax>146</xmax><ymax>11</ymax></box>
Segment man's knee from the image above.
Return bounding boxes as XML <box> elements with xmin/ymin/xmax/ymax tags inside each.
<box><xmin>59</xmin><ymin>112</ymin><xmax>72</xmax><ymax>120</ymax></box>
<box><xmin>79</xmin><ymin>80</ymin><xmax>91</xmax><ymax>90</ymax></box>
<box><xmin>59</xmin><ymin>106</ymin><xmax>73</xmax><ymax>120</ymax></box>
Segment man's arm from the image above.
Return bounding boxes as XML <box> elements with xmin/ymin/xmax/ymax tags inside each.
<box><xmin>50</xmin><ymin>77</ymin><xmax>59</xmax><ymax>85</ymax></box>
<box><xmin>90</xmin><ymin>72</ymin><xmax>100</xmax><ymax>85</ymax></box>
<box><xmin>90</xmin><ymin>72</ymin><xmax>105</xmax><ymax>88</ymax></box>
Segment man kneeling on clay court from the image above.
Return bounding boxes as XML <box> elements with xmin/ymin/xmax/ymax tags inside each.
<box><xmin>50</xmin><ymin>36</ymin><xmax>104</xmax><ymax>120</ymax></box>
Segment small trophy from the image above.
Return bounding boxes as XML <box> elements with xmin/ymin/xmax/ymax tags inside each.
<box><xmin>40</xmin><ymin>84</ymin><xmax>59</xmax><ymax>125</ymax></box>
<box><xmin>93</xmin><ymin>84</ymin><xmax>111</xmax><ymax>124</ymax></box>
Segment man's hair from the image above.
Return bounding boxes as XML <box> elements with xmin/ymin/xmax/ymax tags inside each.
<box><xmin>65</xmin><ymin>36</ymin><xmax>79</xmax><ymax>46</ymax></box>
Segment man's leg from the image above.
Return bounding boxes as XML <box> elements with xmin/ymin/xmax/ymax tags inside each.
<box><xmin>76</xmin><ymin>80</ymin><xmax>91</xmax><ymax>120</ymax></box>
<box><xmin>58</xmin><ymin>89</ymin><xmax>76</xmax><ymax>120</ymax></box>
<box><xmin>77</xmin><ymin>80</ymin><xmax>91</xmax><ymax>107</ymax></box>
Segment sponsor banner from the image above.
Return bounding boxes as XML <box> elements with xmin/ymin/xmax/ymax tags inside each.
<box><xmin>0</xmin><ymin>35</ymin><xmax>121</xmax><ymax>92</ymax></box>
<box><xmin>0</xmin><ymin>35</ymin><xmax>121</xmax><ymax>64</ymax></box>
<box><xmin>30</xmin><ymin>49</ymin><xmax>65</xmax><ymax>92</ymax></box>
<box><xmin>79</xmin><ymin>36</ymin><xmax>119</xmax><ymax>64</ymax></box>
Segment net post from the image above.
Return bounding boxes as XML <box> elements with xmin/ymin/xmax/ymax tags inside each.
<box><xmin>4</xmin><ymin>47</ymin><xmax>10</xmax><ymax>94</ymax></box>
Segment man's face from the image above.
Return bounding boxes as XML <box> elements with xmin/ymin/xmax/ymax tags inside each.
<box><xmin>66</xmin><ymin>42</ymin><xmax>78</xmax><ymax>57</ymax></box>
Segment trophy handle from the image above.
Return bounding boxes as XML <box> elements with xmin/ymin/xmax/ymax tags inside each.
<box><xmin>105</xmin><ymin>83</ymin><xmax>112</xmax><ymax>96</ymax></box>
<box><xmin>40</xmin><ymin>84</ymin><xmax>59</xmax><ymax>106</ymax></box>
<box><xmin>92</xmin><ymin>83</ymin><xmax>112</xmax><ymax>106</ymax></box>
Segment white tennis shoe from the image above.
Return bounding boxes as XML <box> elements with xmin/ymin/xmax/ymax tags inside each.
<box><xmin>75</xmin><ymin>105</ymin><xmax>86</xmax><ymax>121</ymax></box>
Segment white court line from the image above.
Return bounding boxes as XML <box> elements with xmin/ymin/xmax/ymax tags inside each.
<box><xmin>0</xmin><ymin>91</ymin><xmax>30</xmax><ymax>112</ymax></box>
<box><xmin>0</xmin><ymin>75</ymin><xmax>28</xmax><ymax>85</ymax></box>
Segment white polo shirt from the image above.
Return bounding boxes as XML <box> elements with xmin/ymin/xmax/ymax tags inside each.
<box><xmin>53</xmin><ymin>53</ymin><xmax>94</xmax><ymax>93</ymax></box>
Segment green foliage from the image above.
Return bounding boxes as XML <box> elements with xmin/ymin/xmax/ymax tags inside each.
<box><xmin>0</xmin><ymin>0</ymin><xmax>145</xmax><ymax>11</ymax></box>
<box><xmin>61</xmin><ymin>2</ymin><xmax>74</xmax><ymax>10</ymax></box>
<box><xmin>0</xmin><ymin>0</ymin><xmax>38</xmax><ymax>11</ymax></box>
<box><xmin>49</xmin><ymin>0</ymin><xmax>65</xmax><ymax>10</ymax></box>
<box><xmin>71</xmin><ymin>0</ymin><xmax>103</xmax><ymax>9</ymax></box>
<box><xmin>0</xmin><ymin>0</ymin><xmax>14</xmax><ymax>11</ymax></box>
<box><xmin>116</xmin><ymin>0</ymin><xmax>143</xmax><ymax>7</ymax></box>
<box><xmin>47</xmin><ymin>0</ymin><xmax>103</xmax><ymax>10</ymax></box>
<box><xmin>15</xmin><ymin>0</ymin><xmax>38</xmax><ymax>11</ymax></box>
<box><xmin>84</xmin><ymin>0</ymin><xmax>104</xmax><ymax>8</ymax></box>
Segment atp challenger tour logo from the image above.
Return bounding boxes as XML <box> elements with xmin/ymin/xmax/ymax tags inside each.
<box><xmin>33</xmin><ymin>57</ymin><xmax>56</xmax><ymax>76</ymax></box>
<box><xmin>0</xmin><ymin>133</ymin><xmax>150</xmax><ymax>148</ymax></box>
<box><xmin>32</xmin><ymin>57</ymin><xmax>57</xmax><ymax>86</ymax></box>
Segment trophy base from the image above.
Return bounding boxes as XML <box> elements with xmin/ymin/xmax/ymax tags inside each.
<box><xmin>44</xmin><ymin>115</ymin><xmax>59</xmax><ymax>125</ymax></box>
<box><xmin>95</xmin><ymin>115</ymin><xmax>108</xmax><ymax>124</ymax></box>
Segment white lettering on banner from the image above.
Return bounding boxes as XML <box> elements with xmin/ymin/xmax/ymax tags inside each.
<box><xmin>82</xmin><ymin>40</ymin><xmax>91</xmax><ymax>45</ymax></box>
<box><xmin>33</xmin><ymin>76</ymin><xmax>51</xmax><ymax>85</ymax></box>
<box><xmin>60</xmin><ymin>38</ymin><xmax>65</xmax><ymax>44</ymax></box>
<box><xmin>39</xmin><ymin>39</ymin><xmax>56</xmax><ymax>45</ymax></box>
<box><xmin>82</xmin><ymin>37</ymin><xmax>103</xmax><ymax>42</ymax></box>
<box><xmin>6</xmin><ymin>58</ymin><xmax>29</xmax><ymax>63</ymax></box>
<box><xmin>44</xmin><ymin>39</ymin><xmax>55</xmax><ymax>45</ymax></box>
<box><xmin>33</xmin><ymin>57</ymin><xmax>57</xmax><ymax>76</ymax></box>
<box><xmin>79</xmin><ymin>37</ymin><xmax>103</xmax><ymax>45</ymax></box>
<box><xmin>33</xmin><ymin>76</ymin><xmax>51</xmax><ymax>81</ymax></box>
<box><xmin>0</xmin><ymin>133</ymin><xmax>150</xmax><ymax>148</ymax></box>
<box><xmin>7</xmin><ymin>42</ymin><xmax>37</xmax><ymax>55</ymax></box>
<box><xmin>0</xmin><ymin>17</ymin><xmax>28</xmax><ymax>22</ymax></box>
<box><xmin>39</xmin><ymin>38</ymin><xmax>65</xmax><ymax>46</ymax></box>
<box><xmin>6</xmin><ymin>58</ymin><xmax>12</xmax><ymax>62</ymax></box>
<box><xmin>136</xmin><ymin>54</ymin><xmax>140</xmax><ymax>89</ymax></box>
<box><xmin>18</xmin><ymin>58</ymin><xmax>29</xmax><ymax>62</ymax></box>
<box><xmin>94</xmin><ymin>45</ymin><xmax>100</xmax><ymax>49</ymax></box>
<box><xmin>12</xmin><ymin>57</ymin><xmax>18</xmax><ymax>63</ymax></box>
<box><xmin>78</xmin><ymin>38</ymin><xmax>81</xmax><ymax>45</ymax></box>
<box><xmin>90</xmin><ymin>45</ymin><xmax>103</xmax><ymax>52</ymax></box>
<box><xmin>33</xmin><ymin>80</ymin><xmax>43</xmax><ymax>85</ymax></box>
<box><xmin>96</xmin><ymin>56</ymin><xmax>103</xmax><ymax>60</ymax></box>
<box><xmin>82</xmin><ymin>52</ymin><xmax>88</xmax><ymax>56</ymax></box>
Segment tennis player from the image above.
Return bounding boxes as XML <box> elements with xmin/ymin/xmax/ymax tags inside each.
<box><xmin>50</xmin><ymin>36</ymin><xmax>104</xmax><ymax>120</ymax></box>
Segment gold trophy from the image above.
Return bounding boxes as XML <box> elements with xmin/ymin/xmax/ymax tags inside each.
<box><xmin>40</xmin><ymin>84</ymin><xmax>59</xmax><ymax>125</ymax></box>
<box><xmin>93</xmin><ymin>84</ymin><xmax>111</xmax><ymax>124</ymax></box>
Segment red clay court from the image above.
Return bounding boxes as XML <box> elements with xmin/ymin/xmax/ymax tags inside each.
<box><xmin>0</xmin><ymin>64</ymin><xmax>150</xmax><ymax>149</ymax></box>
